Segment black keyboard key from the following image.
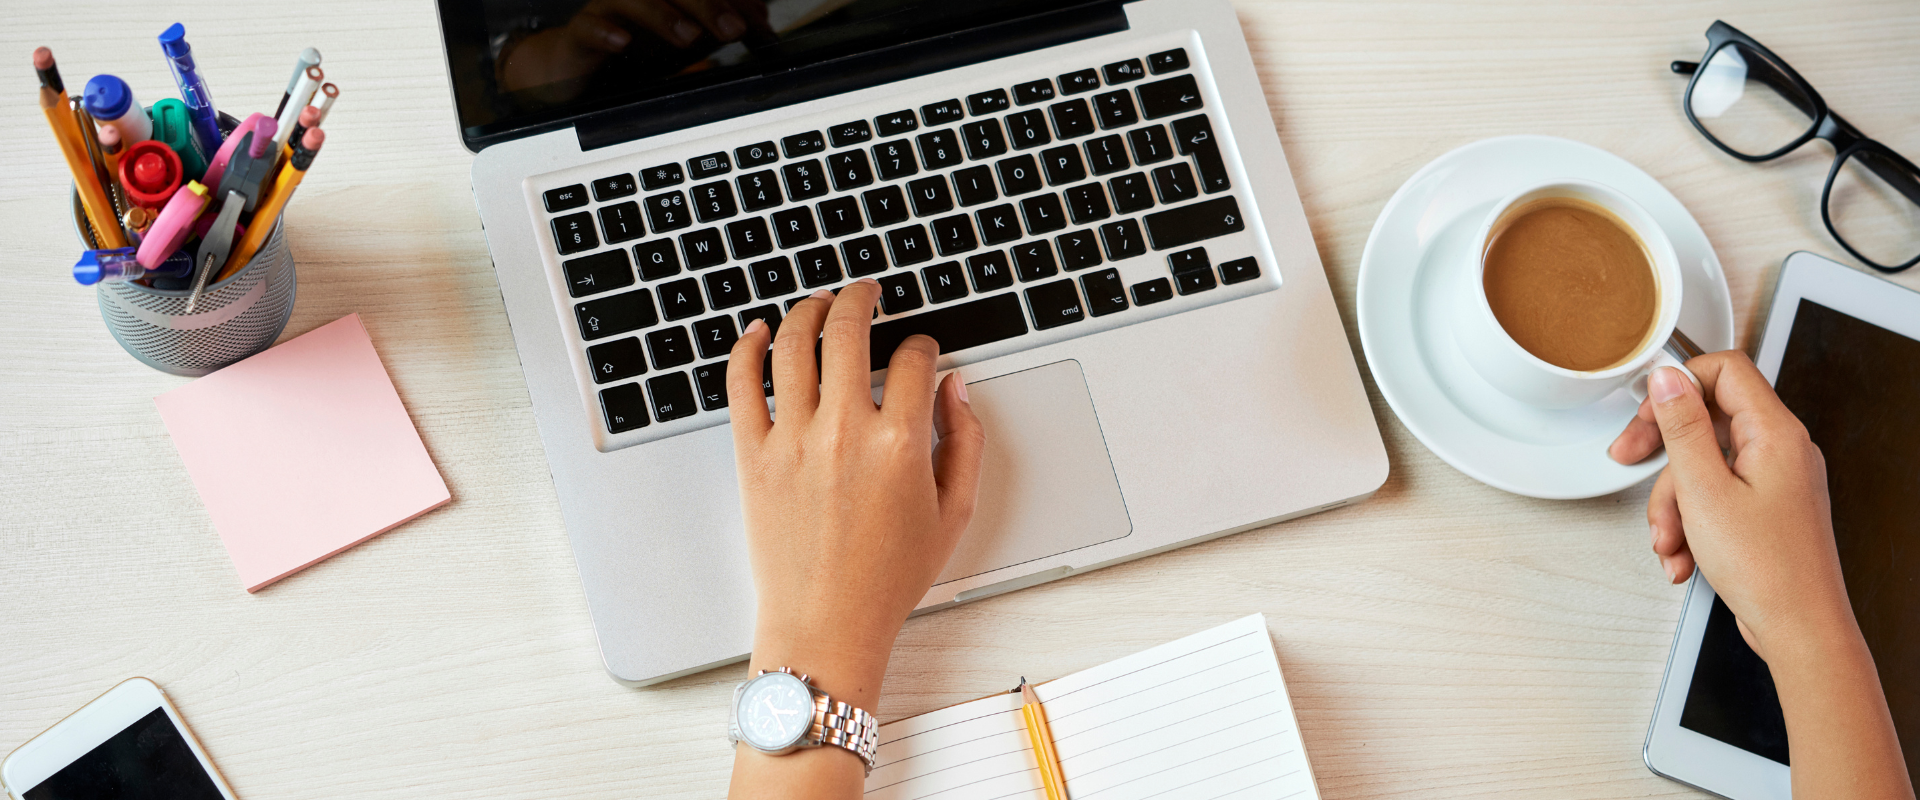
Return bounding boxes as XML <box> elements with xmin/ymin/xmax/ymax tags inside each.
<box><xmin>1099</xmin><ymin>219</ymin><xmax>1147</xmax><ymax>260</ymax></box>
<box><xmin>588</xmin><ymin>336</ymin><xmax>647</xmax><ymax>383</ymax></box>
<box><xmin>692</xmin><ymin>181</ymin><xmax>738</xmax><ymax>222</ymax></box>
<box><xmin>1058</xmin><ymin>69</ymin><xmax>1100</xmax><ymax>95</ymax></box>
<box><xmin>1175</xmin><ymin>268</ymin><xmax>1217</xmax><ymax>295</ymax></box>
<box><xmin>1057</xmin><ymin>229</ymin><xmax>1103</xmax><ymax>270</ymax></box>
<box><xmin>693</xmin><ymin>361</ymin><xmax>729</xmax><ymax>410</ymax></box>
<box><xmin>658</xmin><ymin>277</ymin><xmax>704</xmax><ymax>320</ymax></box>
<box><xmin>772</xmin><ymin>207</ymin><xmax>819</xmax><ymax>249</ymax></box>
<box><xmin>1014</xmin><ymin>79</ymin><xmax>1057</xmax><ymax>106</ymax></box>
<box><xmin>576</xmin><ymin>288</ymin><xmax>657</xmax><ymax>341</ymax></box>
<box><xmin>1019</xmin><ymin>193</ymin><xmax>1067</xmax><ymax>235</ymax></box>
<box><xmin>872</xmin><ymin>139</ymin><xmax>919</xmax><ymax>181</ymax></box>
<box><xmin>1132</xmin><ymin>277</ymin><xmax>1173</xmax><ymax>305</ymax></box>
<box><xmin>705</xmin><ymin>267</ymin><xmax>752</xmax><ymax>309</ymax></box>
<box><xmin>592</xmin><ymin>173</ymin><xmax>638</xmax><ymax>201</ymax></box>
<box><xmin>1103</xmin><ymin>58</ymin><xmax>1145</xmax><ymax>84</ymax></box>
<box><xmin>932</xmin><ymin>214</ymin><xmax>978</xmax><ymax>256</ymax></box>
<box><xmin>817</xmin><ymin>197</ymin><xmax>865</xmax><ymax>238</ymax></box>
<box><xmin>1128</xmin><ymin>124</ymin><xmax>1175</xmax><ymax>165</ymax></box>
<box><xmin>1137</xmin><ymin>74</ymin><xmax>1203</xmax><ymax>119</ymax></box>
<box><xmin>641</xmin><ymin>163</ymin><xmax>685</xmax><ymax>189</ymax></box>
<box><xmin>1065</xmin><ymin>184</ymin><xmax>1110</xmax><ymax>225</ymax></box>
<box><xmin>1151</xmin><ymin>162</ymin><xmax>1198</xmax><ymax>203</ymax></box>
<box><xmin>842</xmin><ymin>235</ymin><xmax>887</xmax><ymax>276</ymax></box>
<box><xmin>922</xmin><ymin>260</ymin><xmax>969</xmax><ymax>303</ymax></box>
<box><xmin>1049</xmin><ymin>99</ymin><xmax>1095</xmax><ymax>139</ymax></box>
<box><xmin>1170</xmin><ymin>114</ymin><xmax>1231</xmax><ymax>193</ymax></box>
<box><xmin>552</xmin><ymin>212</ymin><xmax>598</xmax><ymax>255</ymax></box>
<box><xmin>1109</xmin><ymin>173</ymin><xmax>1154</xmax><ymax>214</ymax></box>
<box><xmin>962</xmin><ymin>119</ymin><xmax>1008</xmax><ymax>161</ymax></box>
<box><xmin>726</xmin><ymin>217</ymin><xmax>774</xmax><ymax>259</ymax></box>
<box><xmin>680</xmin><ymin>228</ymin><xmax>726</xmax><ymax>269</ymax></box>
<box><xmin>1005</xmin><ymin>110</ymin><xmax>1052</xmax><ymax>150</ymax></box>
<box><xmin>749</xmin><ymin>256</ymin><xmax>797</xmax><ymax>299</ymax></box>
<box><xmin>867</xmin><ymin>292</ymin><xmax>1028</xmax><ymax>371</ymax></box>
<box><xmin>1144</xmin><ymin>196</ymin><xmax>1245</xmax><ymax>250</ymax></box>
<box><xmin>967</xmin><ymin>89</ymin><xmax>1010</xmax><ymax>116</ymax></box>
<box><xmin>917</xmin><ymin>129</ymin><xmax>963</xmax><ymax>170</ymax></box>
<box><xmin>886</xmin><ymin>224</ymin><xmax>934</xmax><ymax>266</ymax></box>
<box><xmin>862</xmin><ymin>186</ymin><xmax>910</xmax><ymax>227</ymax></box>
<box><xmin>689</xmin><ymin>152</ymin><xmax>732</xmax><ymax>178</ymax></box>
<box><xmin>951</xmin><ymin>165</ymin><xmax>999</xmax><ymax>207</ymax></box>
<box><xmin>1148</xmin><ymin>48</ymin><xmax>1190</xmax><ymax>74</ymax></box>
<box><xmin>795</xmin><ymin>245</ymin><xmax>842</xmax><ymax>288</ymax></box>
<box><xmin>564</xmin><ymin>249</ymin><xmax>634</xmax><ymax>298</ymax></box>
<box><xmin>645</xmin><ymin>191</ymin><xmax>691</xmax><ymax>233</ymax></box>
<box><xmin>907</xmin><ymin>175</ymin><xmax>954</xmax><ymax>217</ymax></box>
<box><xmin>1026</xmin><ymin>279</ymin><xmax>1085</xmax><ymax>330</ymax></box>
<box><xmin>735</xmin><ymin>141</ymin><xmax>779</xmax><ymax>167</ymax></box>
<box><xmin>921</xmin><ymin>99</ymin><xmax>964</xmax><ymax>126</ymax></box>
<box><xmin>966</xmin><ymin>250</ymin><xmax>1015</xmax><ymax>292</ymax></box>
<box><xmin>1168</xmin><ymin>246</ymin><xmax>1211</xmax><ymax>275</ymax></box>
<box><xmin>647</xmin><ymin>372</ymin><xmax>697</xmax><ymax>421</ymax></box>
<box><xmin>1093</xmin><ymin>90</ymin><xmax>1139</xmax><ymax>130</ymax></box>
<box><xmin>782</xmin><ymin>131</ymin><xmax>826</xmax><ymax>157</ymax></box>
<box><xmin>828</xmin><ymin>120</ymin><xmax>873</xmax><ymax>148</ymax></box>
<box><xmin>545</xmin><ymin>184</ymin><xmax>588</xmax><ymax>212</ymax></box>
<box><xmin>878</xmin><ymin>272</ymin><xmax>924</xmax><ymax>315</ymax></box>
<box><xmin>601</xmin><ymin>383</ymin><xmax>649</xmax><ymax>432</ymax></box>
<box><xmin>1081</xmin><ymin>268</ymin><xmax>1128</xmax><ymax>316</ymax></box>
<box><xmin>828</xmin><ymin>150</ymin><xmax>874</xmax><ymax>191</ymax></box>
<box><xmin>997</xmin><ymin>154</ymin><xmax>1044</xmax><ymax>196</ymax></box>
<box><xmin>740</xmin><ymin>304</ymin><xmax>782</xmax><ymax>337</ymax></box>
<box><xmin>1219</xmin><ymin>256</ymin><xmax>1261</xmax><ymax>284</ymax></box>
<box><xmin>737</xmin><ymin>170</ymin><xmax>782</xmax><ymax>212</ymax></box>
<box><xmin>782</xmin><ymin>159</ymin><xmax>829</xmax><ymax>200</ymax></box>
<box><xmin>1011</xmin><ymin>240</ymin><xmax>1058</xmax><ymax>281</ymax></box>
<box><xmin>875</xmin><ymin>110</ymin><xmax>919</xmax><ymax>136</ymax></box>
<box><xmin>1041</xmin><ymin>145</ymin><xmax>1087</xmax><ymax>186</ymax></box>
<box><xmin>975</xmin><ymin>204</ymin><xmax>1022</xmax><ymax>245</ymax></box>
<box><xmin>599</xmin><ymin>201</ymin><xmax>646</xmax><ymax>244</ymax></box>
<box><xmin>634</xmin><ymin>239</ymin><xmax>682</xmax><ymax>280</ymax></box>
<box><xmin>1084</xmin><ymin>135</ymin><xmax>1129</xmax><ymax>176</ymax></box>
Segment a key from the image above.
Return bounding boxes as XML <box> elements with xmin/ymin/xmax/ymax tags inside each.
<box><xmin>1057</xmin><ymin>69</ymin><xmax>1100</xmax><ymax>95</ymax></box>
<box><xmin>922</xmin><ymin>261</ymin><xmax>969</xmax><ymax>303</ymax></box>
<box><xmin>739</xmin><ymin>304</ymin><xmax>782</xmax><ymax>337</ymax></box>
<box><xmin>689</xmin><ymin>152</ymin><xmax>731</xmax><ymax>179</ymax></box>
<box><xmin>587</xmin><ymin>336</ymin><xmax>647</xmax><ymax>384</ymax></box>
<box><xmin>1081</xmin><ymin>268</ymin><xmax>1128</xmax><ymax>316</ymax></box>
<box><xmin>1026</xmin><ymin>279</ymin><xmax>1085</xmax><ymax>330</ymax></box>
<box><xmin>828</xmin><ymin>120</ymin><xmax>873</xmax><ymax>148</ymax></box>
<box><xmin>917</xmin><ymin>129</ymin><xmax>963</xmax><ymax>170</ymax></box>
<box><xmin>748</xmin><ymin>256</ymin><xmax>797</xmax><ymax>299</ymax></box>
<box><xmin>658</xmin><ymin>277</ymin><xmax>705</xmax><ymax>320</ymax></box>
<box><xmin>644</xmin><ymin>191</ymin><xmax>690</xmax><ymax>233</ymax></box>
<box><xmin>1103</xmin><ymin>58</ymin><xmax>1146</xmax><ymax>84</ymax></box>
<box><xmin>1065</xmin><ymin>184</ymin><xmax>1110</xmax><ymax>225</ymax></box>
<box><xmin>863</xmin><ymin>185</ymin><xmax>910</xmax><ymax>227</ymax></box>
<box><xmin>795</xmin><ymin>246</ymin><xmax>843</xmax><ymax>288</ymax></box>
<box><xmin>872</xmin><ymin>139</ymin><xmax>918</xmax><ymax>181</ymax></box>
<box><xmin>1093</xmin><ymin>90</ymin><xmax>1140</xmax><ymax>131</ymax></box>
<box><xmin>878</xmin><ymin>273</ymin><xmax>924</xmax><ymax>315</ymax></box>
<box><xmin>575</xmin><ymin>288</ymin><xmax>657</xmax><ymax>341</ymax></box>
<box><xmin>951</xmin><ymin>165</ymin><xmax>999</xmax><ymax>207</ymax></box>
<box><xmin>600</xmin><ymin>383</ymin><xmax>649</xmax><ymax>432</ymax></box>
<box><xmin>1137</xmin><ymin>74</ymin><xmax>1204</xmax><ymax>119</ymax></box>
<box><xmin>704</xmin><ymin>267</ymin><xmax>751</xmax><ymax>309</ymax></box>
<box><xmin>1041</xmin><ymin>145</ymin><xmax>1087</xmax><ymax>186</ymax></box>
<box><xmin>867</xmin><ymin>292</ymin><xmax>1028</xmax><ymax>371</ymax></box>
<box><xmin>1012</xmin><ymin>240</ymin><xmax>1058</xmax><ymax>281</ymax></box>
<box><xmin>1048</xmin><ymin>99</ymin><xmax>1095</xmax><ymax>139</ymax></box>
<box><xmin>1148</xmin><ymin>48</ymin><xmax>1190</xmax><ymax>74</ymax></box>
<box><xmin>1019</xmin><ymin>193</ymin><xmax>1067</xmax><ymax>235</ymax></box>
<box><xmin>782</xmin><ymin>131</ymin><xmax>826</xmax><ymax>157</ymax></box>
<box><xmin>908</xmin><ymin>175</ymin><xmax>954</xmax><ymax>217</ymax></box>
<box><xmin>1144</xmin><ymin>196</ymin><xmax>1245</xmax><ymax>250</ymax></box>
<box><xmin>827</xmin><ymin>150</ymin><xmax>874</xmax><ymax>191</ymax></box>
<box><xmin>920</xmin><ymin>99</ymin><xmax>964</xmax><ymax>126</ymax></box>
<box><xmin>1099</xmin><ymin>219</ymin><xmax>1146</xmax><ymax>260</ymax></box>
<box><xmin>962</xmin><ymin>119</ymin><xmax>1008</xmax><ymax>161</ymax></box>
<box><xmin>1057</xmin><ymin>229</ymin><xmax>1103</xmax><ymax>271</ymax></box>
<box><xmin>1131</xmin><ymin>277</ymin><xmax>1173</xmax><ymax>305</ymax></box>
<box><xmin>726</xmin><ymin>217</ymin><xmax>773</xmax><ymax>259</ymax></box>
<box><xmin>996</xmin><ymin>154</ymin><xmax>1044</xmax><ymax>196</ymax></box>
<box><xmin>875</xmin><ymin>110</ymin><xmax>918</xmax><ymax>136</ymax></box>
<box><xmin>634</xmin><ymin>239</ymin><xmax>681</xmax><ymax>280</ymax></box>
<box><xmin>545</xmin><ymin>184</ymin><xmax>588</xmax><ymax>212</ymax></box>
<box><xmin>680</xmin><ymin>228</ymin><xmax>726</xmax><ymax>270</ymax></box>
<box><xmin>1170</xmin><ymin>114</ymin><xmax>1232</xmax><ymax>193</ymax></box>
<box><xmin>966</xmin><ymin>250</ymin><xmax>1015</xmax><ymax>292</ymax></box>
<box><xmin>841</xmin><ymin>235</ymin><xmax>887</xmax><ymax>276</ymax></box>
<box><xmin>1128</xmin><ymin>125</ymin><xmax>1174</xmax><ymax>165</ymax></box>
<box><xmin>1168</xmin><ymin>246</ymin><xmax>1210</xmax><ymax>275</ymax></box>
<box><xmin>1108</xmin><ymin>173</ymin><xmax>1154</xmax><ymax>214</ymax></box>
<box><xmin>816</xmin><ymin>197</ymin><xmax>864</xmax><ymax>237</ymax></box>
<box><xmin>967</xmin><ymin>89</ymin><xmax>1011</xmax><ymax>116</ymax></box>
<box><xmin>736</xmin><ymin>170</ymin><xmax>782</xmax><ymax>212</ymax></box>
<box><xmin>564</xmin><ymin>249</ymin><xmax>634</xmax><ymax>298</ymax></box>
<box><xmin>782</xmin><ymin>159</ymin><xmax>828</xmax><ymax>201</ymax></box>
<box><xmin>772</xmin><ymin>207</ymin><xmax>819</xmax><ymax>249</ymax></box>
<box><xmin>692</xmin><ymin>181</ymin><xmax>738</xmax><ymax>222</ymax></box>
<box><xmin>641</xmin><ymin>163</ymin><xmax>684</xmax><ymax>190</ymax></box>
<box><xmin>646</xmin><ymin>372</ymin><xmax>697</xmax><ymax>421</ymax></box>
<box><xmin>1083</xmin><ymin>135</ymin><xmax>1130</xmax><ymax>176</ymax></box>
<box><xmin>693</xmin><ymin>316</ymin><xmax>738</xmax><ymax>359</ymax></box>
<box><xmin>599</xmin><ymin>201</ymin><xmax>646</xmax><ymax>244</ymax></box>
<box><xmin>1014</xmin><ymin>79</ymin><xmax>1056</xmax><ymax>105</ymax></box>
<box><xmin>1005</xmin><ymin>110</ymin><xmax>1052</xmax><ymax>150</ymax></box>
<box><xmin>592</xmin><ymin>173</ymin><xmax>637</xmax><ymax>201</ymax></box>
<box><xmin>975</xmin><ymin>204</ymin><xmax>1022</xmax><ymax>245</ymax></box>
<box><xmin>932</xmin><ymin>214</ymin><xmax>978</xmax><ymax>256</ymax></box>
<box><xmin>1151</xmin><ymin>162</ymin><xmax>1198</xmax><ymax>204</ymax></box>
<box><xmin>693</xmin><ymin>362</ymin><xmax>729</xmax><ymax>411</ymax></box>
<box><xmin>1175</xmin><ymin>268</ymin><xmax>1217</xmax><ymax>295</ymax></box>
<box><xmin>886</xmin><ymin>224</ymin><xmax>934</xmax><ymax>266</ymax></box>
<box><xmin>735</xmin><ymin>141</ymin><xmax>779</xmax><ymax>167</ymax></box>
<box><xmin>552</xmin><ymin>212</ymin><xmax>598</xmax><ymax>255</ymax></box>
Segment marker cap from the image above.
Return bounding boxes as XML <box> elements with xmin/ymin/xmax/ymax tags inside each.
<box><xmin>74</xmin><ymin>247</ymin><xmax>140</xmax><ymax>286</ymax></box>
<box><xmin>83</xmin><ymin>75</ymin><xmax>134</xmax><ymax>119</ymax></box>
<box><xmin>158</xmin><ymin>23</ymin><xmax>190</xmax><ymax>57</ymax></box>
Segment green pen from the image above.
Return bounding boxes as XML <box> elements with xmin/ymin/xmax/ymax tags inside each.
<box><xmin>148</xmin><ymin>98</ymin><xmax>207</xmax><ymax>181</ymax></box>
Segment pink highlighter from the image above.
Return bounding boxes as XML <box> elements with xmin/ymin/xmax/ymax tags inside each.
<box><xmin>201</xmin><ymin>113</ymin><xmax>273</xmax><ymax>191</ymax></box>
<box><xmin>137</xmin><ymin>181</ymin><xmax>210</xmax><ymax>270</ymax></box>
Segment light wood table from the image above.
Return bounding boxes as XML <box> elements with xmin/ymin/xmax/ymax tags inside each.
<box><xmin>4</xmin><ymin>2</ymin><xmax>1916</xmax><ymax>797</ymax></box>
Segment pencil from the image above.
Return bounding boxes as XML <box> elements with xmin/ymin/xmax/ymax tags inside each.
<box><xmin>217</xmin><ymin>127</ymin><xmax>322</xmax><ymax>281</ymax></box>
<box><xmin>1019</xmin><ymin>679</ymin><xmax>1068</xmax><ymax>800</ymax></box>
<box><xmin>42</xmin><ymin>87</ymin><xmax>125</xmax><ymax>248</ymax></box>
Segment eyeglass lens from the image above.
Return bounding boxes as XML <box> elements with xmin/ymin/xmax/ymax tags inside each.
<box><xmin>1829</xmin><ymin>149</ymin><xmax>1920</xmax><ymax>268</ymax></box>
<box><xmin>1688</xmin><ymin>43</ymin><xmax>1817</xmax><ymax>157</ymax></box>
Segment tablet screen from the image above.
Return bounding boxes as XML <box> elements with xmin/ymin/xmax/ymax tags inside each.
<box><xmin>22</xmin><ymin>708</ymin><xmax>223</xmax><ymax>800</ymax></box>
<box><xmin>1679</xmin><ymin>298</ymin><xmax>1920</xmax><ymax>777</ymax></box>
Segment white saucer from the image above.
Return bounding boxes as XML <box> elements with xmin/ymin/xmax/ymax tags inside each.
<box><xmin>1356</xmin><ymin>136</ymin><xmax>1735</xmax><ymax>499</ymax></box>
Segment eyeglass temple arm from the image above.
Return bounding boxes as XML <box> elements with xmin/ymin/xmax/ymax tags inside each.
<box><xmin>1670</xmin><ymin>60</ymin><xmax>1699</xmax><ymax>75</ymax></box>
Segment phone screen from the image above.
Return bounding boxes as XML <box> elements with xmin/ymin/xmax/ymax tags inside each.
<box><xmin>22</xmin><ymin>708</ymin><xmax>223</xmax><ymax>800</ymax></box>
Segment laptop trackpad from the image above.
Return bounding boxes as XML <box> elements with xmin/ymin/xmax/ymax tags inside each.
<box><xmin>934</xmin><ymin>360</ymin><xmax>1131</xmax><ymax>585</ymax></box>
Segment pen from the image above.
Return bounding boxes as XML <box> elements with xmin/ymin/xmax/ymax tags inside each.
<box><xmin>273</xmin><ymin>65</ymin><xmax>322</xmax><ymax>154</ymax></box>
<box><xmin>1018</xmin><ymin>679</ymin><xmax>1068</xmax><ymax>800</ymax></box>
<box><xmin>273</xmin><ymin>47</ymin><xmax>321</xmax><ymax>118</ymax></box>
<box><xmin>158</xmin><ymin>23</ymin><xmax>224</xmax><ymax>157</ymax></box>
<box><xmin>42</xmin><ymin>86</ymin><xmax>125</xmax><ymax>249</ymax></box>
<box><xmin>74</xmin><ymin>246</ymin><xmax>191</xmax><ymax>285</ymax></box>
<box><xmin>218</xmin><ymin>128</ymin><xmax>322</xmax><ymax>280</ymax></box>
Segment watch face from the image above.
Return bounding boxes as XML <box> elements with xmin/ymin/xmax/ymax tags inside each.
<box><xmin>739</xmin><ymin>672</ymin><xmax>814</xmax><ymax>750</ymax></box>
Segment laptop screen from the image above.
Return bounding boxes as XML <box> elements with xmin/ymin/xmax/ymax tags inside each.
<box><xmin>439</xmin><ymin>0</ymin><xmax>1103</xmax><ymax>147</ymax></box>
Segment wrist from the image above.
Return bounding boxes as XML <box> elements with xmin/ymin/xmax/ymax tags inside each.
<box><xmin>750</xmin><ymin>610</ymin><xmax>895</xmax><ymax>711</ymax></box>
<box><xmin>1748</xmin><ymin>592</ymin><xmax>1866</xmax><ymax>675</ymax></box>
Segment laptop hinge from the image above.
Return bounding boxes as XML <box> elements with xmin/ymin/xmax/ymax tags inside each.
<box><xmin>574</xmin><ymin>3</ymin><xmax>1129</xmax><ymax>152</ymax></box>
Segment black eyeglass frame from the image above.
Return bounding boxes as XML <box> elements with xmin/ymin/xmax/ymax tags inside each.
<box><xmin>1671</xmin><ymin>20</ymin><xmax>1920</xmax><ymax>273</ymax></box>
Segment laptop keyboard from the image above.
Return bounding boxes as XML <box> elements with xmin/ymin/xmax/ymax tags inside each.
<box><xmin>535</xmin><ymin>44</ymin><xmax>1275</xmax><ymax>449</ymax></box>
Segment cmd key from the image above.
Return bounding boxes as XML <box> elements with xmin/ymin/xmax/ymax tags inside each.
<box><xmin>1143</xmin><ymin>196</ymin><xmax>1245</xmax><ymax>250</ymax></box>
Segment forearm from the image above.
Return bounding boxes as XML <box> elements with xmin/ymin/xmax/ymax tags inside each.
<box><xmin>1766</xmin><ymin>609</ymin><xmax>1912</xmax><ymax>799</ymax></box>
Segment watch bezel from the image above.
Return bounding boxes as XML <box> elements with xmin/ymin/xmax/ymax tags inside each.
<box><xmin>733</xmin><ymin>670</ymin><xmax>817</xmax><ymax>753</ymax></box>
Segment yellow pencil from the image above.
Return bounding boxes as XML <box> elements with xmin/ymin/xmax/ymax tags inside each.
<box><xmin>1020</xmin><ymin>679</ymin><xmax>1069</xmax><ymax>800</ymax></box>
<box><xmin>42</xmin><ymin>86</ymin><xmax>124</xmax><ymax>249</ymax></box>
<box><xmin>217</xmin><ymin>128</ymin><xmax>323</xmax><ymax>281</ymax></box>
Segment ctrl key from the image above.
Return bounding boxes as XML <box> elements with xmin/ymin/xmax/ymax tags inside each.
<box><xmin>647</xmin><ymin>372</ymin><xmax>698</xmax><ymax>422</ymax></box>
<box><xmin>600</xmin><ymin>383</ymin><xmax>650</xmax><ymax>433</ymax></box>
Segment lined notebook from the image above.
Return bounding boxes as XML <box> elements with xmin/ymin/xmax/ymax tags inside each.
<box><xmin>865</xmin><ymin>614</ymin><xmax>1319</xmax><ymax>800</ymax></box>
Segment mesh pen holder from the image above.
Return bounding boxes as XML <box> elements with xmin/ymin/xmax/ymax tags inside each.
<box><xmin>74</xmin><ymin>191</ymin><xmax>298</xmax><ymax>377</ymax></box>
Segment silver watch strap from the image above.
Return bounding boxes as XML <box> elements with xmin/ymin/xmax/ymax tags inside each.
<box><xmin>811</xmin><ymin>693</ymin><xmax>880</xmax><ymax>774</ymax></box>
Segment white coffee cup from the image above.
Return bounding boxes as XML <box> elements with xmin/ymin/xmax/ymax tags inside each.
<box><xmin>1454</xmin><ymin>179</ymin><xmax>1698</xmax><ymax>409</ymax></box>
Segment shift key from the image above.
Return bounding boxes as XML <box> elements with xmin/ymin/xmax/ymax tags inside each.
<box><xmin>1143</xmin><ymin>196</ymin><xmax>1245</xmax><ymax>250</ymax></box>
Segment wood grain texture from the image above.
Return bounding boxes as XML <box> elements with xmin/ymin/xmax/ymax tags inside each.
<box><xmin>3</xmin><ymin>1</ymin><xmax>1916</xmax><ymax>798</ymax></box>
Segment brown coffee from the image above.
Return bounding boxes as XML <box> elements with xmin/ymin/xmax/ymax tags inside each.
<box><xmin>1481</xmin><ymin>197</ymin><xmax>1658</xmax><ymax>372</ymax></box>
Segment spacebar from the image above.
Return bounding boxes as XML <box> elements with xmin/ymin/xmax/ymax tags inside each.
<box><xmin>869</xmin><ymin>293</ymin><xmax>1029</xmax><ymax>371</ymax></box>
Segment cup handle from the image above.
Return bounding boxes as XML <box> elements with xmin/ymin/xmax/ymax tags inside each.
<box><xmin>1628</xmin><ymin>338</ymin><xmax>1703</xmax><ymax>403</ymax></box>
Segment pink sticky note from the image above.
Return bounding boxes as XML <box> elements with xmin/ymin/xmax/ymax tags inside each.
<box><xmin>156</xmin><ymin>314</ymin><xmax>450</xmax><ymax>592</ymax></box>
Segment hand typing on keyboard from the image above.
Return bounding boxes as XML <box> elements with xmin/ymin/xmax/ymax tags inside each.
<box><xmin>728</xmin><ymin>280</ymin><xmax>986</xmax><ymax>798</ymax></box>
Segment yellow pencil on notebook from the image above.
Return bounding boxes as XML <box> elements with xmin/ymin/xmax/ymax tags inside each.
<box><xmin>1019</xmin><ymin>679</ymin><xmax>1068</xmax><ymax>800</ymax></box>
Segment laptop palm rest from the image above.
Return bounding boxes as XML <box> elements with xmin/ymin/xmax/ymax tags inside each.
<box><xmin>933</xmin><ymin>360</ymin><xmax>1132</xmax><ymax>586</ymax></box>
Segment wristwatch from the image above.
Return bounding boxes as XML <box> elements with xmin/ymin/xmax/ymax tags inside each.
<box><xmin>728</xmin><ymin>667</ymin><xmax>880</xmax><ymax>774</ymax></box>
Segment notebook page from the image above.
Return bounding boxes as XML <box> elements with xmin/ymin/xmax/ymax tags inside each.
<box><xmin>865</xmin><ymin>614</ymin><xmax>1318</xmax><ymax>800</ymax></box>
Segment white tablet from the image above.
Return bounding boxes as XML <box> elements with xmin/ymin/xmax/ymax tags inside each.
<box><xmin>1</xmin><ymin>678</ymin><xmax>239</xmax><ymax>800</ymax></box>
<box><xmin>1644</xmin><ymin>251</ymin><xmax>1920</xmax><ymax>799</ymax></box>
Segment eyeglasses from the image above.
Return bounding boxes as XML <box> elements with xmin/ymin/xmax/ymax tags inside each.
<box><xmin>1672</xmin><ymin>21</ymin><xmax>1920</xmax><ymax>273</ymax></box>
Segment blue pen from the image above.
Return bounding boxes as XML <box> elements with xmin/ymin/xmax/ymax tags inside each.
<box><xmin>158</xmin><ymin>23</ymin><xmax>224</xmax><ymax>157</ymax></box>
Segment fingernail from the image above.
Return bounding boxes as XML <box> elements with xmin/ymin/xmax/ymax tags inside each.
<box><xmin>1649</xmin><ymin>522</ymin><xmax>1659</xmax><ymax>547</ymax></box>
<box><xmin>603</xmin><ymin>28</ymin><xmax>630</xmax><ymax>48</ymax></box>
<box><xmin>1650</xmin><ymin>367</ymin><xmax>1686</xmax><ymax>403</ymax></box>
<box><xmin>744</xmin><ymin>318</ymin><xmax>766</xmax><ymax>334</ymax></box>
<box><xmin>957</xmin><ymin>377</ymin><xmax>970</xmax><ymax>403</ymax></box>
<box><xmin>1663</xmin><ymin>558</ymin><xmax>1679</xmax><ymax>583</ymax></box>
<box><xmin>673</xmin><ymin>19</ymin><xmax>702</xmax><ymax>44</ymax></box>
<box><xmin>858</xmin><ymin>277</ymin><xmax>878</xmax><ymax>286</ymax></box>
<box><xmin>811</xmin><ymin>288</ymin><xmax>834</xmax><ymax>301</ymax></box>
<box><xmin>717</xmin><ymin>12</ymin><xmax>747</xmax><ymax>39</ymax></box>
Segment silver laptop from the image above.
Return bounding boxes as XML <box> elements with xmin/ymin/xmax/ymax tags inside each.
<box><xmin>442</xmin><ymin>0</ymin><xmax>1387</xmax><ymax>686</ymax></box>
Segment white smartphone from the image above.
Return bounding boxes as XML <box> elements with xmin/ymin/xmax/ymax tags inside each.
<box><xmin>1</xmin><ymin>678</ymin><xmax>239</xmax><ymax>800</ymax></box>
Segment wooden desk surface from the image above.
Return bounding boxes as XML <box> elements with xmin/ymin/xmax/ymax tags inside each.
<box><xmin>4</xmin><ymin>2</ymin><xmax>1916</xmax><ymax>797</ymax></box>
